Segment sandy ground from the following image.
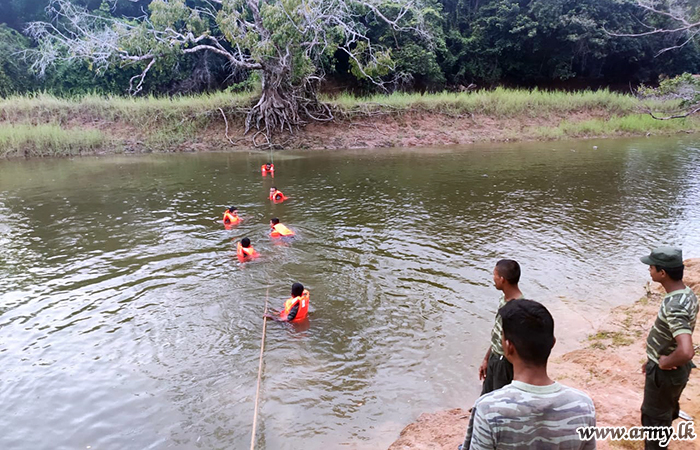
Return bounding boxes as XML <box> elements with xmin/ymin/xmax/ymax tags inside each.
<box><xmin>388</xmin><ymin>259</ymin><xmax>700</xmax><ymax>450</ymax></box>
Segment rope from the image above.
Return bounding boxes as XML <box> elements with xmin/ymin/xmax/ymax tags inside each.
<box><xmin>250</xmin><ymin>287</ymin><xmax>269</xmax><ymax>450</ymax></box>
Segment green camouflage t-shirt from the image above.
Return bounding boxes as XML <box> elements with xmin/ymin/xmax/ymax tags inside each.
<box><xmin>463</xmin><ymin>381</ymin><xmax>596</xmax><ymax>450</ymax></box>
<box><xmin>489</xmin><ymin>293</ymin><xmax>524</xmax><ymax>356</ymax></box>
<box><xmin>646</xmin><ymin>286</ymin><xmax>698</xmax><ymax>364</ymax></box>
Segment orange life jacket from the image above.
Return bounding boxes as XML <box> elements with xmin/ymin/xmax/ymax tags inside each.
<box><xmin>261</xmin><ymin>164</ymin><xmax>275</xmax><ymax>174</ymax></box>
<box><xmin>223</xmin><ymin>211</ymin><xmax>240</xmax><ymax>225</ymax></box>
<box><xmin>269</xmin><ymin>190</ymin><xmax>287</xmax><ymax>202</ymax></box>
<box><xmin>270</xmin><ymin>223</ymin><xmax>294</xmax><ymax>238</ymax></box>
<box><xmin>236</xmin><ymin>242</ymin><xmax>257</xmax><ymax>261</ymax></box>
<box><xmin>279</xmin><ymin>289</ymin><xmax>309</xmax><ymax>322</ymax></box>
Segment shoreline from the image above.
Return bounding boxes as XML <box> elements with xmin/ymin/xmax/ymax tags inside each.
<box><xmin>2</xmin><ymin>90</ymin><xmax>700</xmax><ymax>157</ymax></box>
<box><xmin>388</xmin><ymin>259</ymin><xmax>700</xmax><ymax>450</ymax></box>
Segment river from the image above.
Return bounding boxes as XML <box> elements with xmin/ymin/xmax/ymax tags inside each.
<box><xmin>1</xmin><ymin>137</ymin><xmax>700</xmax><ymax>450</ymax></box>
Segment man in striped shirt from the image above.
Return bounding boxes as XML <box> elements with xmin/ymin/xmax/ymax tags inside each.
<box><xmin>479</xmin><ymin>259</ymin><xmax>523</xmax><ymax>395</ymax></box>
<box><xmin>462</xmin><ymin>299</ymin><xmax>596</xmax><ymax>450</ymax></box>
<box><xmin>640</xmin><ymin>247</ymin><xmax>698</xmax><ymax>450</ymax></box>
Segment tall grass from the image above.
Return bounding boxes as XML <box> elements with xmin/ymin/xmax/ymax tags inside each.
<box><xmin>325</xmin><ymin>88</ymin><xmax>665</xmax><ymax>117</ymax></box>
<box><xmin>537</xmin><ymin>114</ymin><xmax>700</xmax><ymax>139</ymax></box>
<box><xmin>0</xmin><ymin>91</ymin><xmax>255</xmax><ymax>125</ymax></box>
<box><xmin>1</xmin><ymin>88</ymin><xmax>671</xmax><ymax>125</ymax></box>
<box><xmin>0</xmin><ymin>124</ymin><xmax>107</xmax><ymax>157</ymax></box>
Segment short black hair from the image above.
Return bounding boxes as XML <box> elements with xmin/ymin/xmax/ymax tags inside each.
<box><xmin>228</xmin><ymin>206</ymin><xmax>237</xmax><ymax>212</ymax></box>
<box><xmin>271</xmin><ymin>217</ymin><xmax>280</xmax><ymax>225</ymax></box>
<box><xmin>291</xmin><ymin>282</ymin><xmax>304</xmax><ymax>297</ymax></box>
<box><xmin>266</xmin><ymin>162</ymin><xmax>272</xmax><ymax>166</ymax></box>
<box><xmin>499</xmin><ymin>299</ymin><xmax>554</xmax><ymax>366</ymax></box>
<box><xmin>271</xmin><ymin>186</ymin><xmax>277</xmax><ymax>190</ymax></box>
<box><xmin>495</xmin><ymin>259</ymin><xmax>521</xmax><ymax>284</ymax></box>
<box><xmin>655</xmin><ymin>265</ymin><xmax>684</xmax><ymax>281</ymax></box>
<box><xmin>241</xmin><ymin>237</ymin><xmax>251</xmax><ymax>247</ymax></box>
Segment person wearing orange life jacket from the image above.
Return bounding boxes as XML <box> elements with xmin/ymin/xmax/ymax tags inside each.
<box><xmin>269</xmin><ymin>217</ymin><xmax>295</xmax><ymax>238</ymax></box>
<box><xmin>223</xmin><ymin>206</ymin><xmax>240</xmax><ymax>226</ymax></box>
<box><xmin>236</xmin><ymin>237</ymin><xmax>259</xmax><ymax>262</ymax></box>
<box><xmin>269</xmin><ymin>186</ymin><xmax>287</xmax><ymax>202</ymax></box>
<box><xmin>264</xmin><ymin>282</ymin><xmax>309</xmax><ymax>322</ymax></box>
<box><xmin>261</xmin><ymin>162</ymin><xmax>275</xmax><ymax>175</ymax></box>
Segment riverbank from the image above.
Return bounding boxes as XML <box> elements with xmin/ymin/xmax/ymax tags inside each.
<box><xmin>388</xmin><ymin>259</ymin><xmax>700</xmax><ymax>450</ymax></box>
<box><xmin>1</xmin><ymin>89</ymin><xmax>698</xmax><ymax>157</ymax></box>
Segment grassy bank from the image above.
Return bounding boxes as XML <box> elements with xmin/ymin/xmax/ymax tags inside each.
<box><xmin>0</xmin><ymin>89</ymin><xmax>696</xmax><ymax>157</ymax></box>
<box><xmin>0</xmin><ymin>124</ymin><xmax>107</xmax><ymax>157</ymax></box>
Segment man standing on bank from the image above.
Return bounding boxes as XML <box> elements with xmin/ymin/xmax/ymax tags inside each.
<box><xmin>479</xmin><ymin>259</ymin><xmax>524</xmax><ymax>395</ymax></box>
<box><xmin>462</xmin><ymin>299</ymin><xmax>596</xmax><ymax>450</ymax></box>
<box><xmin>640</xmin><ymin>247</ymin><xmax>698</xmax><ymax>450</ymax></box>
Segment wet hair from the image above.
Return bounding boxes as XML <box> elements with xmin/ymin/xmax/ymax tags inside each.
<box><xmin>495</xmin><ymin>259</ymin><xmax>521</xmax><ymax>284</ymax></box>
<box><xmin>241</xmin><ymin>237</ymin><xmax>251</xmax><ymax>247</ymax></box>
<box><xmin>655</xmin><ymin>265</ymin><xmax>684</xmax><ymax>281</ymax></box>
<box><xmin>228</xmin><ymin>206</ymin><xmax>237</xmax><ymax>213</ymax></box>
<box><xmin>499</xmin><ymin>299</ymin><xmax>554</xmax><ymax>366</ymax></box>
<box><xmin>270</xmin><ymin>218</ymin><xmax>280</xmax><ymax>225</ymax></box>
<box><xmin>271</xmin><ymin>186</ymin><xmax>277</xmax><ymax>190</ymax></box>
<box><xmin>291</xmin><ymin>282</ymin><xmax>304</xmax><ymax>297</ymax></box>
<box><xmin>266</xmin><ymin>163</ymin><xmax>272</xmax><ymax>167</ymax></box>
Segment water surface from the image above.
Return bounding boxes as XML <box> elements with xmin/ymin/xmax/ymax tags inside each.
<box><xmin>1</xmin><ymin>137</ymin><xmax>699</xmax><ymax>449</ymax></box>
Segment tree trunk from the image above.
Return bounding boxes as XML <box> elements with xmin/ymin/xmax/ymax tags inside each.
<box><xmin>245</xmin><ymin>67</ymin><xmax>300</xmax><ymax>137</ymax></box>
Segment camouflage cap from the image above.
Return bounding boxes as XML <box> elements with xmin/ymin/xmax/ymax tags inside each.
<box><xmin>640</xmin><ymin>247</ymin><xmax>683</xmax><ymax>268</ymax></box>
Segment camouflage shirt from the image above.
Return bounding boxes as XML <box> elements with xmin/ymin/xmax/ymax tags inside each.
<box><xmin>489</xmin><ymin>293</ymin><xmax>524</xmax><ymax>356</ymax></box>
<box><xmin>463</xmin><ymin>381</ymin><xmax>596</xmax><ymax>450</ymax></box>
<box><xmin>646</xmin><ymin>287</ymin><xmax>698</xmax><ymax>364</ymax></box>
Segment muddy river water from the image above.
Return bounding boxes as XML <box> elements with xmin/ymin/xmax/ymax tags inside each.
<box><xmin>1</xmin><ymin>137</ymin><xmax>700</xmax><ymax>449</ymax></box>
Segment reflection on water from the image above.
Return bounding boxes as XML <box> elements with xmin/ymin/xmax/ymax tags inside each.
<box><xmin>1</xmin><ymin>137</ymin><xmax>700</xmax><ymax>449</ymax></box>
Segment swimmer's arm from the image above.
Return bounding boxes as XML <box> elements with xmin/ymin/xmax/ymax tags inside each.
<box><xmin>285</xmin><ymin>303</ymin><xmax>299</xmax><ymax>321</ymax></box>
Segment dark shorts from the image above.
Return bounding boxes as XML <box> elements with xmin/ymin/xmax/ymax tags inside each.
<box><xmin>481</xmin><ymin>352</ymin><xmax>513</xmax><ymax>396</ymax></box>
<box><xmin>641</xmin><ymin>360</ymin><xmax>692</xmax><ymax>424</ymax></box>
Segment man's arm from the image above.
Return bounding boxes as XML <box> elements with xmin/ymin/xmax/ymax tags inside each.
<box><xmin>659</xmin><ymin>302</ymin><xmax>696</xmax><ymax>370</ymax></box>
<box><xmin>658</xmin><ymin>333</ymin><xmax>694</xmax><ymax>369</ymax></box>
<box><xmin>464</xmin><ymin>403</ymin><xmax>496</xmax><ymax>450</ymax></box>
<box><xmin>285</xmin><ymin>303</ymin><xmax>300</xmax><ymax>322</ymax></box>
<box><xmin>263</xmin><ymin>307</ymin><xmax>286</xmax><ymax>322</ymax></box>
<box><xmin>479</xmin><ymin>348</ymin><xmax>491</xmax><ymax>381</ymax></box>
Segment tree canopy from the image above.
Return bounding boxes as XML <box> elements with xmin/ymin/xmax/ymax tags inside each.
<box><xmin>0</xmin><ymin>0</ymin><xmax>698</xmax><ymax>99</ymax></box>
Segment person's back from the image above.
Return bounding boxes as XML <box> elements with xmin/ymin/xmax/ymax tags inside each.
<box><xmin>467</xmin><ymin>381</ymin><xmax>595</xmax><ymax>449</ymax></box>
<box><xmin>463</xmin><ymin>299</ymin><xmax>595</xmax><ymax>450</ymax></box>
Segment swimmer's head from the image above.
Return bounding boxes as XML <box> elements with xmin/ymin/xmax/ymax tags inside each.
<box><xmin>241</xmin><ymin>237</ymin><xmax>251</xmax><ymax>248</ymax></box>
<box><xmin>270</xmin><ymin>217</ymin><xmax>280</xmax><ymax>225</ymax></box>
<box><xmin>228</xmin><ymin>206</ymin><xmax>237</xmax><ymax>213</ymax></box>
<box><xmin>270</xmin><ymin>186</ymin><xmax>277</xmax><ymax>192</ymax></box>
<box><xmin>291</xmin><ymin>282</ymin><xmax>304</xmax><ymax>297</ymax></box>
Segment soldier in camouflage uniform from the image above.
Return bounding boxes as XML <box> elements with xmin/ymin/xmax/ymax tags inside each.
<box><xmin>640</xmin><ymin>247</ymin><xmax>698</xmax><ymax>450</ymax></box>
<box><xmin>462</xmin><ymin>299</ymin><xmax>596</xmax><ymax>450</ymax></box>
<box><xmin>479</xmin><ymin>259</ymin><xmax>523</xmax><ymax>395</ymax></box>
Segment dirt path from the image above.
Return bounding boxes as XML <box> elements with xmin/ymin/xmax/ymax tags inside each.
<box><xmin>388</xmin><ymin>259</ymin><xmax>700</xmax><ymax>450</ymax></box>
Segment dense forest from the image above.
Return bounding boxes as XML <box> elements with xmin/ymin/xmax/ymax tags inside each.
<box><xmin>1</xmin><ymin>0</ymin><xmax>699</xmax><ymax>97</ymax></box>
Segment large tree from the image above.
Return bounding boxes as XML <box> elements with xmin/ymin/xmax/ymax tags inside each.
<box><xmin>26</xmin><ymin>0</ymin><xmax>433</xmax><ymax>140</ymax></box>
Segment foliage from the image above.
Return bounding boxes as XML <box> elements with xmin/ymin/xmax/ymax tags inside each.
<box><xmin>636</xmin><ymin>73</ymin><xmax>700</xmax><ymax>118</ymax></box>
<box><xmin>0</xmin><ymin>25</ymin><xmax>33</xmax><ymax>97</ymax></box>
<box><xmin>0</xmin><ymin>0</ymin><xmax>699</xmax><ymax>98</ymax></box>
<box><xmin>438</xmin><ymin>0</ymin><xmax>700</xmax><ymax>86</ymax></box>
